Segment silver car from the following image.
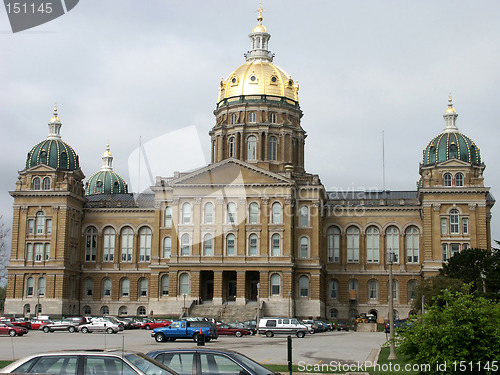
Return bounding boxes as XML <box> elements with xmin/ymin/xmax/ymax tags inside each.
<box><xmin>78</xmin><ymin>319</ymin><xmax>122</xmax><ymax>334</ymax></box>
<box><xmin>1</xmin><ymin>350</ymin><xmax>177</xmax><ymax>375</ymax></box>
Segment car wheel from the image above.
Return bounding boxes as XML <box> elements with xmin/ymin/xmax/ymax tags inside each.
<box><xmin>9</xmin><ymin>329</ymin><xmax>17</xmax><ymax>337</ymax></box>
<box><xmin>81</xmin><ymin>327</ymin><xmax>89</xmax><ymax>334</ymax></box>
<box><xmin>68</xmin><ymin>326</ymin><xmax>76</xmax><ymax>333</ymax></box>
<box><xmin>106</xmin><ymin>327</ymin><xmax>114</xmax><ymax>334</ymax></box>
<box><xmin>43</xmin><ymin>326</ymin><xmax>50</xmax><ymax>333</ymax></box>
<box><xmin>193</xmin><ymin>333</ymin><xmax>200</xmax><ymax>342</ymax></box>
<box><xmin>296</xmin><ymin>331</ymin><xmax>306</xmax><ymax>338</ymax></box>
<box><xmin>145</xmin><ymin>325</ymin><xmax>151</xmax><ymax>330</ymax></box>
<box><xmin>265</xmin><ymin>331</ymin><xmax>274</xmax><ymax>338</ymax></box>
<box><xmin>155</xmin><ymin>333</ymin><xmax>166</xmax><ymax>342</ymax></box>
<box><xmin>235</xmin><ymin>331</ymin><xmax>243</xmax><ymax>337</ymax></box>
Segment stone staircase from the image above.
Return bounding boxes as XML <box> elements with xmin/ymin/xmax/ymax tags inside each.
<box><xmin>188</xmin><ymin>302</ymin><xmax>258</xmax><ymax>322</ymax></box>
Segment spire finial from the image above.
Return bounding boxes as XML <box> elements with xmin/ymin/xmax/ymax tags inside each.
<box><xmin>443</xmin><ymin>93</ymin><xmax>458</xmax><ymax>132</ymax></box>
<box><xmin>256</xmin><ymin>2</ymin><xmax>264</xmax><ymax>24</ymax></box>
<box><xmin>53</xmin><ymin>102</ymin><xmax>58</xmax><ymax>115</ymax></box>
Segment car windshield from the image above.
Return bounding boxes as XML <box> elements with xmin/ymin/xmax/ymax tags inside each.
<box><xmin>231</xmin><ymin>353</ymin><xmax>276</xmax><ymax>375</ymax></box>
<box><xmin>124</xmin><ymin>353</ymin><xmax>176</xmax><ymax>375</ymax></box>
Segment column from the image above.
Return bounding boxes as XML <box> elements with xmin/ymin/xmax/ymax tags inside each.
<box><xmin>236</xmin><ymin>271</ymin><xmax>246</xmax><ymax>305</ymax></box>
<box><xmin>213</xmin><ymin>271</ymin><xmax>223</xmax><ymax>305</ymax></box>
<box><xmin>191</xmin><ymin>271</ymin><xmax>200</xmax><ymax>300</ymax></box>
<box><xmin>259</xmin><ymin>271</ymin><xmax>269</xmax><ymax>299</ymax></box>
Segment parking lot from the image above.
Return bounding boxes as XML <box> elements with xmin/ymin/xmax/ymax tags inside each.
<box><xmin>0</xmin><ymin>329</ymin><xmax>387</xmax><ymax>366</ymax></box>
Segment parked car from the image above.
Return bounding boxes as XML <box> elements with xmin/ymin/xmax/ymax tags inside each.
<box><xmin>180</xmin><ymin>319</ymin><xmax>218</xmax><ymax>340</ymax></box>
<box><xmin>1</xmin><ymin>318</ymin><xmax>32</xmax><ymax>330</ymax></box>
<box><xmin>141</xmin><ymin>319</ymin><xmax>171</xmax><ymax>330</ymax></box>
<box><xmin>314</xmin><ymin>320</ymin><xmax>329</xmax><ymax>332</ymax></box>
<box><xmin>384</xmin><ymin>319</ymin><xmax>411</xmax><ymax>334</ymax></box>
<box><xmin>0</xmin><ymin>322</ymin><xmax>28</xmax><ymax>336</ymax></box>
<box><xmin>1</xmin><ymin>350</ymin><xmax>176</xmax><ymax>375</ymax></box>
<box><xmin>79</xmin><ymin>318</ymin><xmax>122</xmax><ymax>334</ymax></box>
<box><xmin>122</xmin><ymin>317</ymin><xmax>142</xmax><ymax>329</ymax></box>
<box><xmin>147</xmin><ymin>348</ymin><xmax>278</xmax><ymax>375</ymax></box>
<box><xmin>242</xmin><ymin>320</ymin><xmax>257</xmax><ymax>334</ymax></box>
<box><xmin>229</xmin><ymin>321</ymin><xmax>256</xmax><ymax>335</ymax></box>
<box><xmin>152</xmin><ymin>320</ymin><xmax>212</xmax><ymax>342</ymax></box>
<box><xmin>301</xmin><ymin>319</ymin><xmax>319</xmax><ymax>333</ymax></box>
<box><xmin>29</xmin><ymin>319</ymin><xmax>52</xmax><ymax>330</ymax></box>
<box><xmin>216</xmin><ymin>323</ymin><xmax>251</xmax><ymax>337</ymax></box>
<box><xmin>39</xmin><ymin>319</ymin><xmax>80</xmax><ymax>333</ymax></box>
<box><xmin>336</xmin><ymin>321</ymin><xmax>349</xmax><ymax>331</ymax></box>
<box><xmin>257</xmin><ymin>317</ymin><xmax>307</xmax><ymax>338</ymax></box>
<box><xmin>316</xmin><ymin>319</ymin><xmax>334</xmax><ymax>331</ymax></box>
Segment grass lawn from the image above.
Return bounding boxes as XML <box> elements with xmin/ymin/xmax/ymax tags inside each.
<box><xmin>0</xmin><ymin>360</ymin><xmax>14</xmax><ymax>369</ymax></box>
<box><xmin>368</xmin><ymin>347</ymin><xmax>417</xmax><ymax>375</ymax></box>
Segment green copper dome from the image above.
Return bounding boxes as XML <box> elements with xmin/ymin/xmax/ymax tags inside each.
<box><xmin>26</xmin><ymin>105</ymin><xmax>80</xmax><ymax>171</ymax></box>
<box><xmin>85</xmin><ymin>144</ymin><xmax>128</xmax><ymax>196</ymax></box>
<box><xmin>422</xmin><ymin>96</ymin><xmax>481</xmax><ymax>167</ymax></box>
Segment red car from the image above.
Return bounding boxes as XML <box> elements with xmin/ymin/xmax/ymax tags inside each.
<box><xmin>0</xmin><ymin>318</ymin><xmax>32</xmax><ymax>330</ymax></box>
<box><xmin>30</xmin><ymin>319</ymin><xmax>52</xmax><ymax>330</ymax></box>
<box><xmin>216</xmin><ymin>323</ymin><xmax>251</xmax><ymax>337</ymax></box>
<box><xmin>141</xmin><ymin>319</ymin><xmax>171</xmax><ymax>330</ymax></box>
<box><xmin>0</xmin><ymin>322</ymin><xmax>28</xmax><ymax>336</ymax></box>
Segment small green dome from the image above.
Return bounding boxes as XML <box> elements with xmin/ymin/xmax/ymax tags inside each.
<box><xmin>422</xmin><ymin>131</ymin><xmax>481</xmax><ymax>166</ymax></box>
<box><xmin>84</xmin><ymin>143</ymin><xmax>128</xmax><ymax>196</ymax></box>
<box><xmin>85</xmin><ymin>170</ymin><xmax>128</xmax><ymax>195</ymax></box>
<box><xmin>26</xmin><ymin>105</ymin><xmax>79</xmax><ymax>171</ymax></box>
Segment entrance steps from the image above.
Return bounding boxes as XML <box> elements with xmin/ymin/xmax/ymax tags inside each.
<box><xmin>189</xmin><ymin>302</ymin><xmax>258</xmax><ymax>322</ymax></box>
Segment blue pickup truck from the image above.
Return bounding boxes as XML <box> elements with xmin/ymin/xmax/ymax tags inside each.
<box><xmin>152</xmin><ymin>320</ymin><xmax>212</xmax><ymax>343</ymax></box>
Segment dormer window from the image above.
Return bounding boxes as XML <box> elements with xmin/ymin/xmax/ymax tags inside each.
<box><xmin>269</xmin><ymin>113</ymin><xmax>277</xmax><ymax>124</ymax></box>
<box><xmin>248</xmin><ymin>112</ymin><xmax>256</xmax><ymax>123</ymax></box>
<box><xmin>455</xmin><ymin>172</ymin><xmax>464</xmax><ymax>186</ymax></box>
<box><xmin>230</xmin><ymin>113</ymin><xmax>238</xmax><ymax>124</ymax></box>
<box><xmin>444</xmin><ymin>173</ymin><xmax>452</xmax><ymax>187</ymax></box>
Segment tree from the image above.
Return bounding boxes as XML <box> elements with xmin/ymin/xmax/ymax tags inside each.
<box><xmin>0</xmin><ymin>215</ymin><xmax>10</xmax><ymax>287</ymax></box>
<box><xmin>440</xmin><ymin>247</ymin><xmax>500</xmax><ymax>299</ymax></box>
<box><xmin>398</xmin><ymin>286</ymin><xmax>500</xmax><ymax>375</ymax></box>
<box><xmin>412</xmin><ymin>275</ymin><xmax>463</xmax><ymax>311</ymax></box>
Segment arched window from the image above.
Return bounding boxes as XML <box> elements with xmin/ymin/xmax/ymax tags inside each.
<box><xmin>85</xmin><ymin>227</ymin><xmax>97</xmax><ymax>262</ymax></box>
<box><xmin>103</xmin><ymin>278</ymin><xmax>112</xmax><ymax>297</ymax></box>
<box><xmin>181</xmin><ymin>233</ymin><xmax>190</xmax><ymax>256</ymax></box>
<box><xmin>270</xmin><ymin>274</ymin><xmax>281</xmax><ymax>296</ymax></box>
<box><xmin>226</xmin><ymin>234</ymin><xmax>236</xmax><ymax>256</ymax></box>
<box><xmin>455</xmin><ymin>172</ymin><xmax>464</xmax><ymax>187</ymax></box>
<box><xmin>449</xmin><ymin>143</ymin><xmax>458</xmax><ymax>159</ymax></box>
<box><xmin>121</xmin><ymin>227</ymin><xmax>133</xmax><ymax>262</ymax></box>
<box><xmin>330</xmin><ymin>309</ymin><xmax>338</xmax><ymax>319</ymax></box>
<box><xmin>329</xmin><ymin>279</ymin><xmax>339</xmax><ymax>299</ymax></box>
<box><xmin>139</xmin><ymin>278</ymin><xmax>148</xmax><ymax>297</ymax></box>
<box><xmin>366</xmin><ymin>227</ymin><xmax>380</xmax><ymax>263</ymax></box>
<box><xmin>386</xmin><ymin>226</ymin><xmax>399</xmax><ymax>263</ymax></box>
<box><xmin>299</xmin><ymin>276</ymin><xmax>309</xmax><ymax>297</ymax></box>
<box><xmin>347</xmin><ymin>227</ymin><xmax>360</xmax><ymax>263</ymax></box>
<box><xmin>248</xmin><ymin>112</ymin><xmax>256</xmax><ymax>123</ymax></box>
<box><xmin>368</xmin><ymin>280</ymin><xmax>378</xmax><ymax>300</ymax></box>
<box><xmin>118</xmin><ymin>306</ymin><xmax>127</xmax><ymax>316</ymax></box>
<box><xmin>100</xmin><ymin>306</ymin><xmax>109</xmax><ymax>315</ymax></box>
<box><xmin>227</xmin><ymin>202</ymin><xmax>237</xmax><ymax>224</ymax></box>
<box><xmin>230</xmin><ymin>113</ymin><xmax>238</xmax><ymax>124</ymax></box>
<box><xmin>406</xmin><ymin>227</ymin><xmax>419</xmax><ymax>263</ymax></box>
<box><xmin>203</xmin><ymin>233</ymin><xmax>213</xmax><ymax>256</ymax></box>
<box><xmin>269</xmin><ymin>113</ymin><xmax>277</xmax><ymax>124</ymax></box>
<box><xmin>444</xmin><ymin>173</ymin><xmax>452</xmax><ymax>186</ymax></box>
<box><xmin>249</xmin><ymin>202</ymin><xmax>259</xmax><ymax>224</ymax></box>
<box><xmin>299</xmin><ymin>206</ymin><xmax>309</xmax><ymax>227</ymax></box>
<box><xmin>408</xmin><ymin>280</ymin><xmax>418</xmax><ymax>301</ymax></box>
<box><xmin>83</xmin><ymin>306</ymin><xmax>91</xmax><ymax>315</ymax></box>
<box><xmin>268</xmin><ymin>136</ymin><xmax>278</xmax><ymax>161</ymax></box>
<box><xmin>164</xmin><ymin>206</ymin><xmax>172</xmax><ymax>227</ymax></box>
<box><xmin>40</xmin><ymin>150</ymin><xmax>47</xmax><ymax>164</ymax></box>
<box><xmin>137</xmin><ymin>306</ymin><xmax>147</xmax><ymax>316</ymax></box>
<box><xmin>450</xmin><ymin>209</ymin><xmax>459</xmax><ymax>234</ymax></box>
<box><xmin>36</xmin><ymin>211</ymin><xmax>45</xmax><ymax>234</ymax></box>
<box><xmin>84</xmin><ymin>278</ymin><xmax>93</xmax><ymax>296</ymax></box>
<box><xmin>163</xmin><ymin>237</ymin><xmax>171</xmax><ymax>258</ymax></box>
<box><xmin>32</xmin><ymin>177</ymin><xmax>41</xmax><ymax>190</ymax></box>
<box><xmin>42</xmin><ymin>177</ymin><xmax>50</xmax><ymax>190</ymax></box>
<box><xmin>247</xmin><ymin>136</ymin><xmax>257</xmax><ymax>161</ymax></box>
<box><xmin>248</xmin><ymin>234</ymin><xmax>258</xmax><ymax>256</ymax></box>
<box><xmin>327</xmin><ymin>227</ymin><xmax>340</xmax><ymax>263</ymax></box>
<box><xmin>348</xmin><ymin>279</ymin><xmax>359</xmax><ymax>301</ymax></box>
<box><xmin>26</xmin><ymin>277</ymin><xmax>34</xmax><ymax>296</ymax></box>
<box><xmin>271</xmin><ymin>202</ymin><xmax>281</xmax><ymax>224</ymax></box>
<box><xmin>182</xmin><ymin>203</ymin><xmax>192</xmax><ymax>224</ymax></box>
<box><xmin>139</xmin><ymin>227</ymin><xmax>152</xmax><ymax>262</ymax></box>
<box><xmin>120</xmin><ymin>278</ymin><xmax>130</xmax><ymax>297</ymax></box>
<box><xmin>161</xmin><ymin>275</ymin><xmax>169</xmax><ymax>296</ymax></box>
<box><xmin>299</xmin><ymin>236</ymin><xmax>309</xmax><ymax>258</ymax></box>
<box><xmin>228</xmin><ymin>137</ymin><xmax>235</xmax><ymax>158</ymax></box>
<box><xmin>271</xmin><ymin>233</ymin><xmax>281</xmax><ymax>256</ymax></box>
<box><xmin>204</xmin><ymin>202</ymin><xmax>214</xmax><ymax>224</ymax></box>
<box><xmin>103</xmin><ymin>227</ymin><xmax>115</xmax><ymax>262</ymax></box>
<box><xmin>179</xmin><ymin>273</ymin><xmax>190</xmax><ymax>295</ymax></box>
<box><xmin>60</xmin><ymin>152</ymin><xmax>67</xmax><ymax>167</ymax></box>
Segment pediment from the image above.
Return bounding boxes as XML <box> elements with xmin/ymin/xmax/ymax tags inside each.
<box><xmin>436</xmin><ymin>159</ymin><xmax>473</xmax><ymax>168</ymax></box>
<box><xmin>24</xmin><ymin>164</ymin><xmax>57</xmax><ymax>173</ymax></box>
<box><xmin>169</xmin><ymin>159</ymin><xmax>293</xmax><ymax>186</ymax></box>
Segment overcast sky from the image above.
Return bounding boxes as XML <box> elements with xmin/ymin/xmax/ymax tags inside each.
<box><xmin>1</xmin><ymin>0</ymin><xmax>500</xmax><ymax>247</ymax></box>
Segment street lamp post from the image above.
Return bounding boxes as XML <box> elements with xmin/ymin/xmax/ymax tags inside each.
<box><xmin>36</xmin><ymin>288</ymin><xmax>41</xmax><ymax>319</ymax></box>
<box><xmin>256</xmin><ymin>283</ymin><xmax>261</xmax><ymax>327</ymax></box>
<box><xmin>388</xmin><ymin>252</ymin><xmax>397</xmax><ymax>360</ymax></box>
<box><xmin>183</xmin><ymin>293</ymin><xmax>187</xmax><ymax>316</ymax></box>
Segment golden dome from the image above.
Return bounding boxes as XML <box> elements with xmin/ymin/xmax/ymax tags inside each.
<box><xmin>49</xmin><ymin>103</ymin><xmax>60</xmax><ymax>123</ymax></box>
<box><xmin>445</xmin><ymin>106</ymin><xmax>456</xmax><ymax>114</ymax></box>
<box><xmin>218</xmin><ymin>61</ymin><xmax>299</xmax><ymax>103</ymax></box>
<box><xmin>252</xmin><ymin>24</ymin><xmax>267</xmax><ymax>33</ymax></box>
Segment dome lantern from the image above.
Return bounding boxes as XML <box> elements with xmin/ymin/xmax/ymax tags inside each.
<box><xmin>47</xmin><ymin>103</ymin><xmax>62</xmax><ymax>140</ymax></box>
<box><xmin>443</xmin><ymin>93</ymin><xmax>459</xmax><ymax>133</ymax></box>
<box><xmin>244</xmin><ymin>4</ymin><xmax>274</xmax><ymax>63</ymax></box>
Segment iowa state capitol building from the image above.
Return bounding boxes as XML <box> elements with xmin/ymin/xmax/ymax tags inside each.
<box><xmin>4</xmin><ymin>12</ymin><xmax>494</xmax><ymax>321</ymax></box>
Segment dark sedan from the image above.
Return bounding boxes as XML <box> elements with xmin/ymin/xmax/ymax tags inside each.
<box><xmin>147</xmin><ymin>348</ymin><xmax>277</xmax><ymax>375</ymax></box>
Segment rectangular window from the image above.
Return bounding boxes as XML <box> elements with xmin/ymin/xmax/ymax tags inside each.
<box><xmin>462</xmin><ymin>218</ymin><xmax>469</xmax><ymax>234</ymax></box>
<box><xmin>103</xmin><ymin>234</ymin><xmax>115</xmax><ymax>262</ymax></box>
<box><xmin>249</xmin><ymin>236</ymin><xmax>258</xmax><ymax>256</ymax></box>
<box><xmin>44</xmin><ymin>243</ymin><xmax>50</xmax><ymax>260</ymax></box>
<box><xmin>441</xmin><ymin>218</ymin><xmax>447</xmax><ymax>235</ymax></box>
<box><xmin>227</xmin><ymin>236</ymin><xmax>235</xmax><ymax>256</ymax></box>
<box><xmin>34</xmin><ymin>244</ymin><xmax>43</xmax><ymax>262</ymax></box>
<box><xmin>139</xmin><ymin>234</ymin><xmax>151</xmax><ymax>262</ymax></box>
<box><xmin>46</xmin><ymin>219</ymin><xmax>52</xmax><ymax>235</ymax></box>
<box><xmin>26</xmin><ymin>243</ymin><xmax>33</xmax><ymax>261</ymax></box>
<box><xmin>272</xmin><ymin>235</ymin><xmax>280</xmax><ymax>256</ymax></box>
<box><xmin>451</xmin><ymin>243</ymin><xmax>460</xmax><ymax>257</ymax></box>
<box><xmin>28</xmin><ymin>219</ymin><xmax>34</xmax><ymax>235</ymax></box>
<box><xmin>463</xmin><ymin>243</ymin><xmax>469</xmax><ymax>250</ymax></box>
<box><xmin>442</xmin><ymin>244</ymin><xmax>448</xmax><ymax>262</ymax></box>
<box><xmin>450</xmin><ymin>215</ymin><xmax>459</xmax><ymax>234</ymax></box>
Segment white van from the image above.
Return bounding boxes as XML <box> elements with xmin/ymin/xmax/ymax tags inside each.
<box><xmin>257</xmin><ymin>317</ymin><xmax>308</xmax><ymax>338</ymax></box>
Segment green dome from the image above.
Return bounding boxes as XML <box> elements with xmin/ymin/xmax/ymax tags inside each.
<box><xmin>26</xmin><ymin>138</ymin><xmax>79</xmax><ymax>171</ymax></box>
<box><xmin>422</xmin><ymin>131</ymin><xmax>481</xmax><ymax>167</ymax></box>
<box><xmin>85</xmin><ymin>170</ymin><xmax>128</xmax><ymax>195</ymax></box>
